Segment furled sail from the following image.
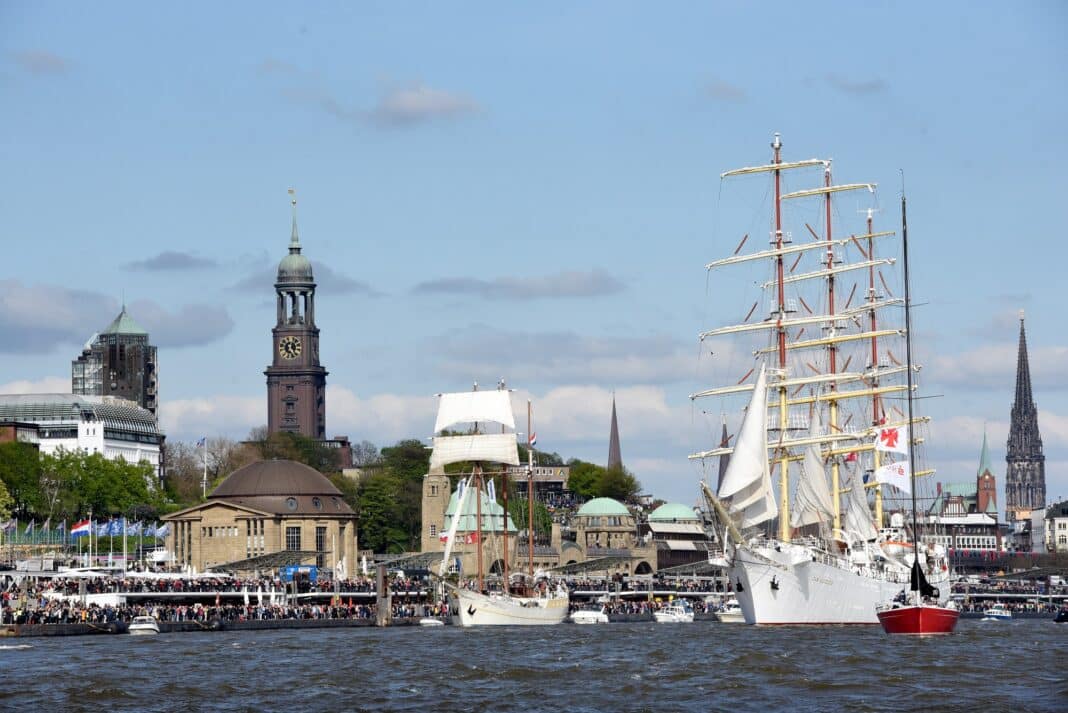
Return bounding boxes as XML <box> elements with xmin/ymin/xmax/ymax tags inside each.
<box><xmin>790</xmin><ymin>414</ymin><xmax>835</xmax><ymax>528</ymax></box>
<box><xmin>430</xmin><ymin>433</ymin><xmax>520</xmax><ymax>469</ymax></box>
<box><xmin>717</xmin><ymin>364</ymin><xmax>777</xmax><ymax>528</ymax></box>
<box><xmin>842</xmin><ymin>469</ymin><xmax>878</xmax><ymax>541</ymax></box>
<box><xmin>438</xmin><ymin>476</ymin><xmax>471</xmax><ymax>576</ymax></box>
<box><xmin>434</xmin><ymin>390</ymin><xmax>516</xmax><ymax>432</ymax></box>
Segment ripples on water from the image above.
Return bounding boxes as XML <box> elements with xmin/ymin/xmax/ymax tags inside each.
<box><xmin>1</xmin><ymin>620</ymin><xmax>1065</xmax><ymax>712</ymax></box>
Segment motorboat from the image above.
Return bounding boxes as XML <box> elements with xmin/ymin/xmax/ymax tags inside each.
<box><xmin>418</xmin><ymin>617</ymin><xmax>445</xmax><ymax>627</ymax></box>
<box><xmin>128</xmin><ymin>615</ymin><xmax>160</xmax><ymax>635</ymax></box>
<box><xmin>981</xmin><ymin>604</ymin><xmax>1013</xmax><ymax>621</ymax></box>
<box><xmin>716</xmin><ymin>599</ymin><xmax>745</xmax><ymax>624</ymax></box>
<box><xmin>570</xmin><ymin>605</ymin><xmax>609</xmax><ymax>625</ymax></box>
<box><xmin>653</xmin><ymin>599</ymin><xmax>694</xmax><ymax>624</ymax></box>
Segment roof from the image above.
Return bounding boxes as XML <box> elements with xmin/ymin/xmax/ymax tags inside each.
<box><xmin>943</xmin><ymin>481</ymin><xmax>977</xmax><ymax>498</ymax></box>
<box><xmin>576</xmin><ymin>497</ymin><xmax>630</xmax><ymax>517</ymax></box>
<box><xmin>443</xmin><ymin>482</ymin><xmax>516</xmax><ymax>533</ymax></box>
<box><xmin>208</xmin><ymin>460</ymin><xmax>354</xmax><ymax>517</ymax></box>
<box><xmin>647</xmin><ymin>522</ymin><xmax>706</xmax><ymax>536</ymax></box>
<box><xmin>277</xmin><ymin>210</ymin><xmax>314</xmax><ymax>283</ymax></box>
<box><xmin>978</xmin><ymin>430</ymin><xmax>995</xmax><ymax>477</ymax></box>
<box><xmin>0</xmin><ymin>393</ymin><xmax>160</xmax><ymax>436</ymax></box>
<box><xmin>648</xmin><ymin>502</ymin><xmax>699</xmax><ymax>522</ymax></box>
<box><xmin>101</xmin><ymin>306</ymin><xmax>148</xmax><ymax>336</ymax></box>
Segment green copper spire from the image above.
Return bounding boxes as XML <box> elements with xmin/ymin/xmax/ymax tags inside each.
<box><xmin>289</xmin><ymin>188</ymin><xmax>301</xmax><ymax>252</ymax></box>
<box><xmin>101</xmin><ymin>305</ymin><xmax>148</xmax><ymax>335</ymax></box>
<box><xmin>977</xmin><ymin>427</ymin><xmax>994</xmax><ymax>477</ymax></box>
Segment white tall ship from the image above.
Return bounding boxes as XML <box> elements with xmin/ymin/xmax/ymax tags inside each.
<box><xmin>433</xmin><ymin>386</ymin><xmax>568</xmax><ymax>627</ymax></box>
<box><xmin>692</xmin><ymin>134</ymin><xmax>950</xmax><ymax>625</ymax></box>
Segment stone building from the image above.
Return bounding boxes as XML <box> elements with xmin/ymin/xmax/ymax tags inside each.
<box><xmin>1005</xmin><ymin>313</ymin><xmax>1045</xmax><ymax>519</ymax></box>
<box><xmin>162</xmin><ymin>459</ymin><xmax>357</xmax><ymax>573</ymax></box>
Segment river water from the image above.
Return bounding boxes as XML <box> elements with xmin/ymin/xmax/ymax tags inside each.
<box><xmin>2</xmin><ymin>619</ymin><xmax>1064</xmax><ymax>712</ymax></box>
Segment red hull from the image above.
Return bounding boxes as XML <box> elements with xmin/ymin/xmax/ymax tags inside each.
<box><xmin>877</xmin><ymin>605</ymin><xmax>959</xmax><ymax>635</ymax></box>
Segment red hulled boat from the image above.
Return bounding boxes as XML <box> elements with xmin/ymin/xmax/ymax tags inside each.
<box><xmin>877</xmin><ymin>601</ymin><xmax>960</xmax><ymax>635</ymax></box>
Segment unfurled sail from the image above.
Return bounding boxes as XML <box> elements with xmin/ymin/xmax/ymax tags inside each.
<box><xmin>434</xmin><ymin>390</ymin><xmax>516</xmax><ymax>432</ymax></box>
<box><xmin>430</xmin><ymin>433</ymin><xmax>520</xmax><ymax>469</ymax></box>
<box><xmin>842</xmin><ymin>470</ymin><xmax>878</xmax><ymax>541</ymax></box>
<box><xmin>790</xmin><ymin>414</ymin><xmax>835</xmax><ymax>528</ymax></box>
<box><xmin>430</xmin><ymin>389</ymin><xmax>521</xmax><ymax>469</ymax></box>
<box><xmin>717</xmin><ymin>365</ymin><xmax>777</xmax><ymax>528</ymax></box>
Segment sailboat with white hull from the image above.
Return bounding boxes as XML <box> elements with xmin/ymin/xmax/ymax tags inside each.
<box><xmin>433</xmin><ymin>386</ymin><xmax>568</xmax><ymax>627</ymax></box>
<box><xmin>694</xmin><ymin>134</ymin><xmax>950</xmax><ymax>625</ymax></box>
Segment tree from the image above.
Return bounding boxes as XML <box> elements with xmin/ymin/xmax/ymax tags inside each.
<box><xmin>248</xmin><ymin>431</ymin><xmax>341</xmax><ymax>473</ymax></box>
<box><xmin>566</xmin><ymin>459</ymin><xmax>603</xmax><ymax>500</ymax></box>
<box><xmin>0</xmin><ymin>478</ymin><xmax>13</xmax><ymax>521</ymax></box>
<box><xmin>0</xmin><ymin>441</ymin><xmax>43</xmax><ymax>517</ymax></box>
<box><xmin>379</xmin><ymin>439</ymin><xmax>430</xmax><ymax>482</ymax></box>
<box><xmin>507</xmin><ymin>497</ymin><xmax>552</xmax><ymax>536</ymax></box>
<box><xmin>516</xmin><ymin>445</ymin><xmax>564</xmax><ymax>467</ymax></box>
<box><xmin>351</xmin><ymin>440</ymin><xmax>380</xmax><ymax>467</ymax></box>
<box><xmin>598</xmin><ymin>466</ymin><xmax>642</xmax><ymax>503</ymax></box>
<box><xmin>356</xmin><ymin>472</ymin><xmax>409</xmax><ymax>553</ymax></box>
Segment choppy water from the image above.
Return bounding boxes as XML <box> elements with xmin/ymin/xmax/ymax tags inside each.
<box><xmin>2</xmin><ymin>619</ymin><xmax>1065</xmax><ymax>712</ymax></box>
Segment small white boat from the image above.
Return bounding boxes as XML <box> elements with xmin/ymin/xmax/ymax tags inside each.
<box><xmin>981</xmin><ymin>604</ymin><xmax>1013</xmax><ymax>621</ymax></box>
<box><xmin>653</xmin><ymin>599</ymin><xmax>694</xmax><ymax>624</ymax></box>
<box><xmin>418</xmin><ymin>617</ymin><xmax>445</xmax><ymax>627</ymax></box>
<box><xmin>570</xmin><ymin>606</ymin><xmax>609</xmax><ymax>625</ymax></box>
<box><xmin>716</xmin><ymin>599</ymin><xmax>745</xmax><ymax>624</ymax></box>
<box><xmin>128</xmin><ymin>616</ymin><xmax>160</xmax><ymax>635</ymax></box>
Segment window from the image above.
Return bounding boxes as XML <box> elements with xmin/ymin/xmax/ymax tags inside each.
<box><xmin>286</xmin><ymin>526</ymin><xmax>301</xmax><ymax>551</ymax></box>
<box><xmin>431</xmin><ymin>485</ymin><xmax>438</xmax><ymax>497</ymax></box>
<box><xmin>430</xmin><ymin>524</ymin><xmax>438</xmax><ymax>538</ymax></box>
<box><xmin>316</xmin><ymin>526</ymin><xmax>327</xmax><ymax>568</ymax></box>
<box><xmin>286</xmin><ymin>497</ymin><xmax>297</xmax><ymax>511</ymax></box>
<box><xmin>312</xmin><ymin>497</ymin><xmax>323</xmax><ymax>510</ymax></box>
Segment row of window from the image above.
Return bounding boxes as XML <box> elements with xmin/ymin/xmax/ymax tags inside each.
<box><xmin>246</xmin><ymin>519</ymin><xmax>265</xmax><ymax>560</ymax></box>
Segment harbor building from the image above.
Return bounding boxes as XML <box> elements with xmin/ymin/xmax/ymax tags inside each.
<box><xmin>71</xmin><ymin>306</ymin><xmax>159</xmax><ymax>417</ymax></box>
<box><xmin>644</xmin><ymin>502</ymin><xmax>719</xmax><ymax>571</ymax></box>
<box><xmin>0</xmin><ymin>393</ymin><xmax>163</xmax><ymax>478</ymax></box>
<box><xmin>162</xmin><ymin>459</ymin><xmax>357</xmax><ymax>573</ymax></box>
<box><xmin>1045</xmin><ymin>500</ymin><xmax>1068</xmax><ymax>553</ymax></box>
<box><xmin>1005</xmin><ymin>312</ymin><xmax>1045</xmax><ymax>520</ymax></box>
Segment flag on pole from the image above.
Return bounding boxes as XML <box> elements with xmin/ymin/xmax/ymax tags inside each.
<box><xmin>155</xmin><ymin>523</ymin><xmax>171</xmax><ymax>538</ymax></box>
<box><xmin>487</xmin><ymin>478</ymin><xmax>496</xmax><ymax>503</ymax></box>
<box><xmin>196</xmin><ymin>436</ymin><xmax>206</xmax><ymax>447</ymax></box>
<box><xmin>0</xmin><ymin>519</ymin><xmax>16</xmax><ymax>533</ymax></box>
<box><xmin>529</xmin><ymin>431</ymin><xmax>536</xmax><ymax>447</ymax></box>
<box><xmin>25</xmin><ymin>519</ymin><xmax>36</xmax><ymax>535</ymax></box>
<box><xmin>465</xmin><ymin>532</ymin><xmax>480</xmax><ymax>544</ymax></box>
<box><xmin>71</xmin><ymin>520</ymin><xmax>92</xmax><ymax>537</ymax></box>
<box><xmin>875</xmin><ymin>461</ymin><xmax>912</xmax><ymax>494</ymax></box>
<box><xmin>875</xmin><ymin>426</ymin><xmax>909</xmax><ymax>454</ymax></box>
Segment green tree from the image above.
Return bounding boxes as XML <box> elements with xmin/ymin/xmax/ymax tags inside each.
<box><xmin>0</xmin><ymin>441</ymin><xmax>43</xmax><ymax>517</ymax></box>
<box><xmin>507</xmin><ymin>497</ymin><xmax>552</xmax><ymax>535</ymax></box>
<box><xmin>248</xmin><ymin>430</ymin><xmax>341</xmax><ymax>473</ymax></box>
<box><xmin>598</xmin><ymin>466</ymin><xmax>642</xmax><ymax>502</ymax></box>
<box><xmin>379</xmin><ymin>439</ymin><xmax>430</xmax><ymax>482</ymax></box>
<box><xmin>0</xmin><ymin>478</ymin><xmax>13</xmax><ymax>521</ymax></box>
<box><xmin>356</xmin><ymin>472</ymin><xmax>409</xmax><ymax>553</ymax></box>
<box><xmin>516</xmin><ymin>445</ymin><xmax>564</xmax><ymax>467</ymax></box>
<box><xmin>566</xmin><ymin>459</ymin><xmax>604</xmax><ymax>500</ymax></box>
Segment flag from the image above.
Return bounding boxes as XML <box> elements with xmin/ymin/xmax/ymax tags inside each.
<box><xmin>41</xmin><ymin>518</ymin><xmax>51</xmax><ymax>532</ymax></box>
<box><xmin>128</xmin><ymin>521</ymin><xmax>143</xmax><ymax>536</ymax></box>
<box><xmin>529</xmin><ymin>431</ymin><xmax>537</xmax><ymax>447</ymax></box>
<box><xmin>108</xmin><ymin>519</ymin><xmax>123</xmax><ymax>536</ymax></box>
<box><xmin>144</xmin><ymin>523</ymin><xmax>157</xmax><ymax>537</ymax></box>
<box><xmin>465</xmin><ymin>532</ymin><xmax>480</xmax><ymax>544</ymax></box>
<box><xmin>155</xmin><ymin>522</ymin><xmax>171</xmax><ymax>538</ymax></box>
<box><xmin>844</xmin><ymin>451</ymin><xmax>859</xmax><ymax>463</ymax></box>
<box><xmin>57</xmin><ymin>519</ymin><xmax>66</xmax><ymax>532</ymax></box>
<box><xmin>25</xmin><ymin>519</ymin><xmax>35</xmax><ymax>535</ymax></box>
<box><xmin>487</xmin><ymin>478</ymin><xmax>496</xmax><ymax>502</ymax></box>
<box><xmin>438</xmin><ymin>531</ymin><xmax>449</xmax><ymax>543</ymax></box>
<box><xmin>196</xmin><ymin>436</ymin><xmax>206</xmax><ymax>447</ymax></box>
<box><xmin>875</xmin><ymin>461</ymin><xmax>912</xmax><ymax>494</ymax></box>
<box><xmin>0</xmin><ymin>519</ymin><xmax>16</xmax><ymax>533</ymax></box>
<box><xmin>70</xmin><ymin>520</ymin><xmax>92</xmax><ymax>537</ymax></box>
<box><xmin>95</xmin><ymin>522</ymin><xmax>109</xmax><ymax>536</ymax></box>
<box><xmin>875</xmin><ymin>426</ymin><xmax>909</xmax><ymax>454</ymax></box>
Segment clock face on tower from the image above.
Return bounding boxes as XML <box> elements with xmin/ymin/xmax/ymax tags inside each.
<box><xmin>278</xmin><ymin>336</ymin><xmax>302</xmax><ymax>360</ymax></box>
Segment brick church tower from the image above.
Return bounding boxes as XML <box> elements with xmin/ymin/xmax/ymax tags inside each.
<box><xmin>976</xmin><ymin>430</ymin><xmax>997</xmax><ymax>515</ymax></box>
<box><xmin>1005</xmin><ymin>312</ymin><xmax>1045</xmax><ymax>519</ymax></box>
<box><xmin>265</xmin><ymin>191</ymin><xmax>327</xmax><ymax>439</ymax></box>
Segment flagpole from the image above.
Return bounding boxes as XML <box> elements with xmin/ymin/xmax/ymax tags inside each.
<box><xmin>202</xmin><ymin>438</ymin><xmax>208</xmax><ymax>498</ymax></box>
<box><xmin>122</xmin><ymin>517</ymin><xmax>128</xmax><ymax>576</ymax></box>
<box><xmin>89</xmin><ymin>509</ymin><xmax>94</xmax><ymax>567</ymax></box>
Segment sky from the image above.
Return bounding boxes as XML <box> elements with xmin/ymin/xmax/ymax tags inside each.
<box><xmin>1</xmin><ymin>1</ymin><xmax>1066</xmax><ymax>511</ymax></box>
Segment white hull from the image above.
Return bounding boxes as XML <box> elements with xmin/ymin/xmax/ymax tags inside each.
<box><xmin>128</xmin><ymin>618</ymin><xmax>160</xmax><ymax>635</ymax></box>
<box><xmin>653</xmin><ymin>612</ymin><xmax>694</xmax><ymax>623</ymax></box>
<box><xmin>731</xmin><ymin>540</ymin><xmax>950</xmax><ymax>625</ymax></box>
<box><xmin>570</xmin><ymin>608</ymin><xmax>609</xmax><ymax>624</ymax></box>
<box><xmin>450</xmin><ymin>588</ymin><xmax>568</xmax><ymax>627</ymax></box>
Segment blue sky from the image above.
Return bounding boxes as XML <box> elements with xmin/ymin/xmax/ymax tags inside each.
<box><xmin>2</xmin><ymin>1</ymin><xmax>1066</xmax><ymax>510</ymax></box>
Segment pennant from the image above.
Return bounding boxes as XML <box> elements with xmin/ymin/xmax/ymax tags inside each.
<box><xmin>875</xmin><ymin>460</ymin><xmax>912</xmax><ymax>494</ymax></box>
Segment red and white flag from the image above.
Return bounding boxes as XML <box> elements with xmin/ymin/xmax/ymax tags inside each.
<box><xmin>465</xmin><ymin>532</ymin><xmax>480</xmax><ymax>545</ymax></box>
<box><xmin>875</xmin><ymin>426</ymin><xmax>909</xmax><ymax>454</ymax></box>
<box><xmin>874</xmin><ymin>461</ymin><xmax>912</xmax><ymax>494</ymax></box>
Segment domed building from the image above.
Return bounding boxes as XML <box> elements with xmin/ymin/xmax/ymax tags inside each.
<box><xmin>566</xmin><ymin>497</ymin><xmax>656</xmax><ymax>575</ymax></box>
<box><xmin>162</xmin><ymin>459</ymin><xmax>357</xmax><ymax>574</ymax></box>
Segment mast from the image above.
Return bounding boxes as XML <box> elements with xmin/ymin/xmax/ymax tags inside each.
<box><xmin>527</xmin><ymin>400</ymin><xmax>535</xmax><ymax>579</ymax></box>
<box><xmin>867</xmin><ymin>208</ymin><xmax>885</xmax><ymax>528</ymax></box>
<box><xmin>823</xmin><ymin>162</ymin><xmax>842</xmax><ymax>535</ymax></box>
<box><xmin>900</xmin><ymin>190</ymin><xmax>921</xmax><ymax>603</ymax></box>
<box><xmin>772</xmin><ymin>133</ymin><xmax>792</xmax><ymax>542</ymax></box>
<box><xmin>476</xmin><ymin>464</ymin><xmax>483</xmax><ymax>592</ymax></box>
<box><xmin>501</xmin><ymin>383</ymin><xmax>509</xmax><ymax>592</ymax></box>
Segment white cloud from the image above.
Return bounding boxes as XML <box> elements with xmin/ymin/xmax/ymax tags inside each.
<box><xmin>0</xmin><ymin>375</ymin><xmax>71</xmax><ymax>394</ymax></box>
<box><xmin>929</xmin><ymin>342</ymin><xmax>1068</xmax><ymax>391</ymax></box>
<box><xmin>160</xmin><ymin>395</ymin><xmax>264</xmax><ymax>442</ymax></box>
<box><xmin>371</xmin><ymin>84</ymin><xmax>480</xmax><ymax>126</ymax></box>
<box><xmin>413</xmin><ymin>270</ymin><xmax>623</xmax><ymax>300</ymax></box>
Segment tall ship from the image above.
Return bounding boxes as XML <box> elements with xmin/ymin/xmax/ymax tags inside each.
<box><xmin>433</xmin><ymin>385</ymin><xmax>569</xmax><ymax>627</ymax></box>
<box><xmin>692</xmin><ymin>134</ymin><xmax>950</xmax><ymax>625</ymax></box>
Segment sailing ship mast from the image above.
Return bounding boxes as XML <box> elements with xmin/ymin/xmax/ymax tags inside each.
<box><xmin>528</xmin><ymin>400</ymin><xmax>535</xmax><ymax>579</ymax></box>
<box><xmin>901</xmin><ymin>189</ymin><xmax>922</xmax><ymax>604</ymax></box>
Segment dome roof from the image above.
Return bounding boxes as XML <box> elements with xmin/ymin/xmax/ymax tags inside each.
<box><xmin>211</xmin><ymin>460</ymin><xmax>342</xmax><ymax>498</ymax></box>
<box><xmin>277</xmin><ymin>252</ymin><xmax>314</xmax><ymax>283</ymax></box>
<box><xmin>576</xmin><ymin>497</ymin><xmax>630</xmax><ymax>517</ymax></box>
<box><xmin>648</xmin><ymin>502</ymin><xmax>699</xmax><ymax>522</ymax></box>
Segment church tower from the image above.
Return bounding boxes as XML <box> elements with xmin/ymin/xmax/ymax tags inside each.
<box><xmin>1005</xmin><ymin>312</ymin><xmax>1045</xmax><ymax>519</ymax></box>
<box><xmin>265</xmin><ymin>191</ymin><xmax>327</xmax><ymax>439</ymax></box>
<box><xmin>976</xmin><ymin>429</ymin><xmax>997</xmax><ymax>515</ymax></box>
<box><xmin>607</xmin><ymin>395</ymin><xmax>622</xmax><ymax>471</ymax></box>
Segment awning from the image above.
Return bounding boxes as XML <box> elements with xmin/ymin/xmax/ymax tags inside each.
<box><xmin>210</xmin><ymin>550</ymin><xmax>322</xmax><ymax>572</ymax></box>
<box><xmin>647</xmin><ymin>522</ymin><xmax>706</xmax><ymax>535</ymax></box>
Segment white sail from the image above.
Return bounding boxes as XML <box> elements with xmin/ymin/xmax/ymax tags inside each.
<box><xmin>429</xmin><ymin>433</ymin><xmax>520</xmax><ymax>469</ymax></box>
<box><xmin>434</xmin><ymin>390</ymin><xmax>516</xmax><ymax>432</ymax></box>
<box><xmin>438</xmin><ymin>476</ymin><xmax>471</xmax><ymax>577</ymax></box>
<box><xmin>790</xmin><ymin>415</ymin><xmax>835</xmax><ymax>528</ymax></box>
<box><xmin>717</xmin><ymin>364</ymin><xmax>777</xmax><ymax>528</ymax></box>
<box><xmin>842</xmin><ymin>470</ymin><xmax>878</xmax><ymax>541</ymax></box>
